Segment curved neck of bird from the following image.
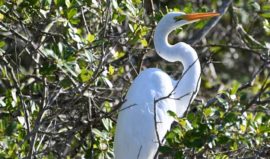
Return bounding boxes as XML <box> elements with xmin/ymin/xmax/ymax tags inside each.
<box><xmin>154</xmin><ymin>20</ymin><xmax>197</xmax><ymax>66</ymax></box>
<box><xmin>154</xmin><ymin>20</ymin><xmax>201</xmax><ymax>115</ymax></box>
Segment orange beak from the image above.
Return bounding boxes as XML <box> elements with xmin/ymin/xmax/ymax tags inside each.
<box><xmin>183</xmin><ymin>12</ymin><xmax>220</xmax><ymax>21</ymax></box>
<box><xmin>175</xmin><ymin>12</ymin><xmax>220</xmax><ymax>21</ymax></box>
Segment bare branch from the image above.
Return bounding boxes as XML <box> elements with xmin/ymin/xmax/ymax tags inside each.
<box><xmin>188</xmin><ymin>0</ymin><xmax>233</xmax><ymax>45</ymax></box>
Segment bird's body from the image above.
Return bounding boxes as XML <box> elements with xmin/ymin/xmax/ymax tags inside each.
<box><xmin>114</xmin><ymin>12</ymin><xmax>219</xmax><ymax>159</ymax></box>
<box><xmin>114</xmin><ymin>68</ymin><xmax>176</xmax><ymax>158</ymax></box>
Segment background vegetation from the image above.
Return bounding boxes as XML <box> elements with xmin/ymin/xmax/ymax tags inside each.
<box><xmin>0</xmin><ymin>0</ymin><xmax>269</xmax><ymax>158</ymax></box>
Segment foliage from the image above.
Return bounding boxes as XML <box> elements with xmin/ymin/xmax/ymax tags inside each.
<box><xmin>0</xmin><ymin>0</ymin><xmax>269</xmax><ymax>158</ymax></box>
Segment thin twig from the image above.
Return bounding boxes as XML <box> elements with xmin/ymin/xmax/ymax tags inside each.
<box><xmin>188</xmin><ymin>0</ymin><xmax>233</xmax><ymax>45</ymax></box>
<box><xmin>238</xmin><ymin>63</ymin><xmax>267</xmax><ymax>91</ymax></box>
<box><xmin>153</xmin><ymin>58</ymin><xmax>200</xmax><ymax>157</ymax></box>
<box><xmin>243</xmin><ymin>72</ymin><xmax>270</xmax><ymax>112</ymax></box>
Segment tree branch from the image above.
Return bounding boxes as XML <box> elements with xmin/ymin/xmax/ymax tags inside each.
<box><xmin>188</xmin><ymin>0</ymin><xmax>233</xmax><ymax>45</ymax></box>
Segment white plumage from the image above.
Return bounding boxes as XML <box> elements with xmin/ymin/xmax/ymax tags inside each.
<box><xmin>114</xmin><ymin>12</ymin><xmax>219</xmax><ymax>159</ymax></box>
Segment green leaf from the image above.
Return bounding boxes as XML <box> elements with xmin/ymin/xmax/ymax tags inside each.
<box><xmin>215</xmin><ymin>154</ymin><xmax>229</xmax><ymax>159</ymax></box>
<box><xmin>113</xmin><ymin>51</ymin><xmax>125</xmax><ymax>60</ymax></box>
<box><xmin>167</xmin><ymin>110</ymin><xmax>177</xmax><ymax>118</ymax></box>
<box><xmin>118</xmin><ymin>66</ymin><xmax>124</xmax><ymax>75</ymax></box>
<box><xmin>140</xmin><ymin>39</ymin><xmax>148</xmax><ymax>47</ymax></box>
<box><xmin>194</xmin><ymin>21</ymin><xmax>207</xmax><ymax>29</ymax></box>
<box><xmin>224</xmin><ymin>112</ymin><xmax>238</xmax><ymax>123</ymax></box>
<box><xmin>77</xmin><ymin>58</ymin><xmax>88</xmax><ymax>68</ymax></box>
<box><xmin>29</xmin><ymin>0</ymin><xmax>39</xmax><ymax>5</ymax></box>
<box><xmin>92</xmin><ymin>128</ymin><xmax>102</xmax><ymax>137</ymax></box>
<box><xmin>40</xmin><ymin>63</ymin><xmax>57</xmax><ymax>75</ymax></box>
<box><xmin>260</xmin><ymin>13</ymin><xmax>270</xmax><ymax>18</ymax></box>
<box><xmin>230</xmin><ymin>141</ymin><xmax>238</xmax><ymax>151</ymax></box>
<box><xmin>102</xmin><ymin>118</ymin><xmax>112</xmax><ymax>131</ymax></box>
<box><xmin>263</xmin><ymin>19</ymin><xmax>270</xmax><ymax>35</ymax></box>
<box><xmin>60</xmin><ymin>78</ymin><xmax>73</xmax><ymax>88</ymax></box>
<box><xmin>239</xmin><ymin>92</ymin><xmax>248</xmax><ymax>102</ymax></box>
<box><xmin>178</xmin><ymin>118</ymin><xmax>193</xmax><ymax>130</ymax></box>
<box><xmin>250</xmin><ymin>2</ymin><xmax>260</xmax><ymax>11</ymax></box>
<box><xmin>54</xmin><ymin>0</ymin><xmax>67</xmax><ymax>7</ymax></box>
<box><xmin>0</xmin><ymin>0</ymin><xmax>4</xmax><ymax>6</ymax></box>
<box><xmin>183</xmin><ymin>128</ymin><xmax>208</xmax><ymax>148</ymax></box>
<box><xmin>0</xmin><ymin>41</ymin><xmax>5</xmax><ymax>48</ymax></box>
<box><xmin>0</xmin><ymin>153</ymin><xmax>6</xmax><ymax>159</ymax></box>
<box><xmin>209</xmin><ymin>46</ymin><xmax>221</xmax><ymax>53</ymax></box>
<box><xmin>87</xmin><ymin>33</ymin><xmax>95</xmax><ymax>43</ymax></box>
<box><xmin>67</xmin><ymin>8</ymin><xmax>77</xmax><ymax>19</ymax></box>
<box><xmin>158</xmin><ymin>146</ymin><xmax>173</xmax><ymax>154</ymax></box>
<box><xmin>132</xmin><ymin>0</ymin><xmax>141</xmax><ymax>5</ymax></box>
<box><xmin>0</xmin><ymin>13</ymin><xmax>4</xmax><ymax>20</ymax></box>
<box><xmin>216</xmin><ymin>97</ymin><xmax>228</xmax><ymax>108</ymax></box>
<box><xmin>108</xmin><ymin>65</ymin><xmax>114</xmax><ymax>75</ymax></box>
<box><xmin>258</xmin><ymin>125</ymin><xmax>270</xmax><ymax>134</ymax></box>
<box><xmin>183</xmin><ymin>3</ymin><xmax>192</xmax><ymax>13</ymax></box>
<box><xmin>217</xmin><ymin>135</ymin><xmax>230</xmax><ymax>144</ymax></box>
<box><xmin>175</xmin><ymin>151</ymin><xmax>184</xmax><ymax>159</ymax></box>
<box><xmin>4</xmin><ymin>121</ymin><xmax>17</xmax><ymax>136</ymax></box>
<box><xmin>65</xmin><ymin>0</ymin><xmax>71</xmax><ymax>8</ymax></box>
<box><xmin>43</xmin><ymin>0</ymin><xmax>52</xmax><ymax>9</ymax></box>
<box><xmin>230</xmin><ymin>80</ymin><xmax>240</xmax><ymax>95</ymax></box>
<box><xmin>262</xmin><ymin>4</ymin><xmax>270</xmax><ymax>11</ymax></box>
<box><xmin>78</xmin><ymin>68</ymin><xmax>93</xmax><ymax>82</ymax></box>
<box><xmin>240</xmin><ymin>124</ymin><xmax>246</xmax><ymax>133</ymax></box>
<box><xmin>203</xmin><ymin>107</ymin><xmax>214</xmax><ymax>117</ymax></box>
<box><xmin>17</xmin><ymin>116</ymin><xmax>27</xmax><ymax>129</ymax></box>
<box><xmin>254</xmin><ymin>112</ymin><xmax>265</xmax><ymax>124</ymax></box>
<box><xmin>140</xmin><ymin>26</ymin><xmax>149</xmax><ymax>37</ymax></box>
<box><xmin>246</xmin><ymin>112</ymin><xmax>253</xmax><ymax>121</ymax></box>
<box><xmin>69</xmin><ymin>18</ymin><xmax>80</xmax><ymax>25</ymax></box>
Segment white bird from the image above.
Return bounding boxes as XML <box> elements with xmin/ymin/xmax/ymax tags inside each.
<box><xmin>114</xmin><ymin>12</ymin><xmax>219</xmax><ymax>159</ymax></box>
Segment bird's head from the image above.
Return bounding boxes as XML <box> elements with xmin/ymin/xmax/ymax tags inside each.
<box><xmin>154</xmin><ymin>11</ymin><xmax>220</xmax><ymax>62</ymax></box>
<box><xmin>158</xmin><ymin>12</ymin><xmax>220</xmax><ymax>30</ymax></box>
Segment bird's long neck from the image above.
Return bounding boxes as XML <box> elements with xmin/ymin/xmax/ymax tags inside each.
<box><xmin>154</xmin><ymin>21</ymin><xmax>201</xmax><ymax>116</ymax></box>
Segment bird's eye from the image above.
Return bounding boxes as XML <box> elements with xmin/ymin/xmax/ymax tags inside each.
<box><xmin>174</xmin><ymin>15</ymin><xmax>184</xmax><ymax>22</ymax></box>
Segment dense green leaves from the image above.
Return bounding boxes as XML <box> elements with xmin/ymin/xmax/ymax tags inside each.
<box><xmin>162</xmin><ymin>82</ymin><xmax>270</xmax><ymax>157</ymax></box>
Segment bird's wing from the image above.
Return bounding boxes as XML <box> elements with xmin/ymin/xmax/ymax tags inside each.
<box><xmin>114</xmin><ymin>68</ymin><xmax>177</xmax><ymax>159</ymax></box>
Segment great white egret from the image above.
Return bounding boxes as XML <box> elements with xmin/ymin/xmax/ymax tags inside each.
<box><xmin>114</xmin><ymin>12</ymin><xmax>219</xmax><ymax>159</ymax></box>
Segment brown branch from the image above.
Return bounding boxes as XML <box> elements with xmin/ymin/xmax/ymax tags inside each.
<box><xmin>153</xmin><ymin>98</ymin><xmax>162</xmax><ymax>147</ymax></box>
<box><xmin>244</xmin><ymin>72</ymin><xmax>270</xmax><ymax>112</ymax></box>
<box><xmin>238</xmin><ymin>63</ymin><xmax>267</xmax><ymax>91</ymax></box>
